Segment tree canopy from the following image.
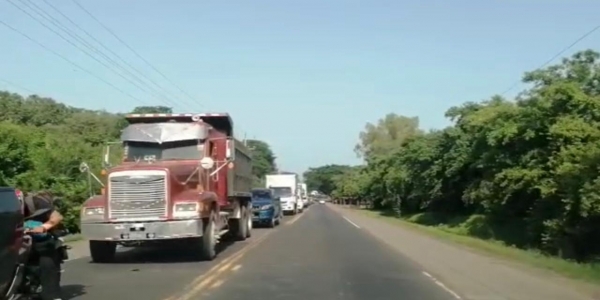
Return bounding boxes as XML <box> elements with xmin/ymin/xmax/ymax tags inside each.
<box><xmin>247</xmin><ymin>139</ymin><xmax>277</xmax><ymax>187</ymax></box>
<box><xmin>0</xmin><ymin>93</ymin><xmax>276</xmax><ymax>232</ymax></box>
<box><xmin>303</xmin><ymin>164</ymin><xmax>353</xmax><ymax>195</ymax></box>
<box><xmin>312</xmin><ymin>49</ymin><xmax>600</xmax><ymax>262</ymax></box>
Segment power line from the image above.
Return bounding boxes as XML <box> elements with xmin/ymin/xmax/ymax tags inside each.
<box><xmin>6</xmin><ymin>0</ymin><xmax>182</xmax><ymax>109</ymax></box>
<box><xmin>0</xmin><ymin>77</ymin><xmax>36</xmax><ymax>94</ymax></box>
<box><xmin>500</xmin><ymin>24</ymin><xmax>600</xmax><ymax>96</ymax></box>
<box><xmin>0</xmin><ymin>17</ymin><xmax>148</xmax><ymax>105</ymax></box>
<box><xmin>71</xmin><ymin>0</ymin><xmax>204</xmax><ymax>109</ymax></box>
<box><xmin>69</xmin><ymin>0</ymin><xmax>258</xmax><ymax>142</ymax></box>
<box><xmin>37</xmin><ymin>0</ymin><xmax>189</xmax><ymax>109</ymax></box>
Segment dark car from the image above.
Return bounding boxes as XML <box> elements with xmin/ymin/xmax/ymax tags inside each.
<box><xmin>251</xmin><ymin>188</ymin><xmax>282</xmax><ymax>228</ymax></box>
<box><xmin>0</xmin><ymin>187</ymin><xmax>25</xmax><ymax>298</ymax></box>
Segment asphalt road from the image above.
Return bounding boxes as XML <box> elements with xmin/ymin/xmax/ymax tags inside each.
<box><xmin>62</xmin><ymin>205</ymin><xmax>455</xmax><ymax>300</ymax></box>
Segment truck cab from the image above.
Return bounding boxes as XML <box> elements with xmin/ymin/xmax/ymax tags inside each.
<box><xmin>266</xmin><ymin>173</ymin><xmax>302</xmax><ymax>215</ymax></box>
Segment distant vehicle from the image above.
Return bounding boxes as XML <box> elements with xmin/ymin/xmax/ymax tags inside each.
<box><xmin>0</xmin><ymin>187</ymin><xmax>24</xmax><ymax>299</ymax></box>
<box><xmin>266</xmin><ymin>173</ymin><xmax>301</xmax><ymax>214</ymax></box>
<box><xmin>251</xmin><ymin>188</ymin><xmax>282</xmax><ymax>228</ymax></box>
<box><xmin>298</xmin><ymin>183</ymin><xmax>309</xmax><ymax>207</ymax></box>
<box><xmin>319</xmin><ymin>200</ymin><xmax>325</xmax><ymax>204</ymax></box>
<box><xmin>79</xmin><ymin>113</ymin><xmax>254</xmax><ymax>263</ymax></box>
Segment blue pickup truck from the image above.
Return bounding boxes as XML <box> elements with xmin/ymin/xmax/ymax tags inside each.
<box><xmin>251</xmin><ymin>188</ymin><xmax>282</xmax><ymax>228</ymax></box>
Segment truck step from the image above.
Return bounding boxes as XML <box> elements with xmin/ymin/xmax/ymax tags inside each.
<box><xmin>215</xmin><ymin>229</ymin><xmax>229</xmax><ymax>243</ymax></box>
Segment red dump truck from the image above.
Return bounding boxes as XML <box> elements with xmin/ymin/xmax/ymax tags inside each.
<box><xmin>79</xmin><ymin>113</ymin><xmax>254</xmax><ymax>262</ymax></box>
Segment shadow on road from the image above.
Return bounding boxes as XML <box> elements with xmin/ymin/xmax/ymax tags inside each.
<box><xmin>61</xmin><ymin>284</ymin><xmax>87</xmax><ymax>299</ymax></box>
<box><xmin>88</xmin><ymin>238</ymin><xmax>238</xmax><ymax>264</ymax></box>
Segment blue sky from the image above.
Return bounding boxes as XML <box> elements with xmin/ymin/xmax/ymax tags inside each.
<box><xmin>0</xmin><ymin>0</ymin><xmax>599</xmax><ymax>174</ymax></box>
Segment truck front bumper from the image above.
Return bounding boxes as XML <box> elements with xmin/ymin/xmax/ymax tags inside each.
<box><xmin>281</xmin><ymin>202</ymin><xmax>296</xmax><ymax>212</ymax></box>
<box><xmin>81</xmin><ymin>219</ymin><xmax>203</xmax><ymax>241</ymax></box>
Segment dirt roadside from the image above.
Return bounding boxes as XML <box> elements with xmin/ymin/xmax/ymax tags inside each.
<box><xmin>329</xmin><ymin>204</ymin><xmax>599</xmax><ymax>300</ymax></box>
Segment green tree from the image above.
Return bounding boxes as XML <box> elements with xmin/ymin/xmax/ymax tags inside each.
<box><xmin>130</xmin><ymin>106</ymin><xmax>173</xmax><ymax>114</ymax></box>
<box><xmin>246</xmin><ymin>139</ymin><xmax>277</xmax><ymax>187</ymax></box>
<box><xmin>322</xmin><ymin>49</ymin><xmax>600</xmax><ymax>262</ymax></box>
<box><xmin>303</xmin><ymin>164</ymin><xmax>353</xmax><ymax>195</ymax></box>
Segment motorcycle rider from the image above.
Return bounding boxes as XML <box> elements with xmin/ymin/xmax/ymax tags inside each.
<box><xmin>22</xmin><ymin>190</ymin><xmax>64</xmax><ymax>300</ymax></box>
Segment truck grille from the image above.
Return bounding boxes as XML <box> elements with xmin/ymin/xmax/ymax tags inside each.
<box><xmin>108</xmin><ymin>172</ymin><xmax>167</xmax><ymax>220</ymax></box>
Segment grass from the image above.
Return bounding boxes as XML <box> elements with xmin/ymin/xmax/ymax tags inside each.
<box><xmin>350</xmin><ymin>207</ymin><xmax>600</xmax><ymax>285</ymax></box>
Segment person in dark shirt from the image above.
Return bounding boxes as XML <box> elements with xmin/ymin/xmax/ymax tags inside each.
<box><xmin>22</xmin><ymin>191</ymin><xmax>64</xmax><ymax>300</ymax></box>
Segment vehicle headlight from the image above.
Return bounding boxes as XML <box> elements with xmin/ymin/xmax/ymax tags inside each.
<box><xmin>84</xmin><ymin>207</ymin><xmax>104</xmax><ymax>216</ymax></box>
<box><xmin>81</xmin><ymin>207</ymin><xmax>104</xmax><ymax>221</ymax></box>
<box><xmin>173</xmin><ymin>202</ymin><xmax>199</xmax><ymax>218</ymax></box>
<box><xmin>260</xmin><ymin>204</ymin><xmax>273</xmax><ymax>210</ymax></box>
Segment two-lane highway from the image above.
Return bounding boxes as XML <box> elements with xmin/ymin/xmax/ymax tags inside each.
<box><xmin>62</xmin><ymin>205</ymin><xmax>456</xmax><ymax>300</ymax></box>
<box><xmin>61</xmin><ymin>210</ymin><xmax>305</xmax><ymax>300</ymax></box>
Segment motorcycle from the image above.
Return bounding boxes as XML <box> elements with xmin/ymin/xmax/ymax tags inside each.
<box><xmin>7</xmin><ymin>228</ymin><xmax>70</xmax><ymax>300</ymax></box>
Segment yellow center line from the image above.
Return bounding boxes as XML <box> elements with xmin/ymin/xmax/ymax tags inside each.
<box><xmin>168</xmin><ymin>209</ymin><xmax>310</xmax><ymax>300</ymax></box>
<box><xmin>169</xmin><ymin>230</ymin><xmax>274</xmax><ymax>300</ymax></box>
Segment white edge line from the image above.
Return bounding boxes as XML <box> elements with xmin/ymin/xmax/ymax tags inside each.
<box><xmin>422</xmin><ymin>271</ymin><xmax>462</xmax><ymax>299</ymax></box>
<box><xmin>343</xmin><ymin>216</ymin><xmax>361</xmax><ymax>229</ymax></box>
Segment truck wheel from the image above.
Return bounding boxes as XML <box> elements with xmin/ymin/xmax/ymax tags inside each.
<box><xmin>230</xmin><ymin>205</ymin><xmax>249</xmax><ymax>241</ymax></box>
<box><xmin>275</xmin><ymin>214</ymin><xmax>281</xmax><ymax>225</ymax></box>
<box><xmin>246</xmin><ymin>209</ymin><xmax>252</xmax><ymax>238</ymax></box>
<box><xmin>89</xmin><ymin>241</ymin><xmax>116</xmax><ymax>263</ymax></box>
<box><xmin>293</xmin><ymin>205</ymin><xmax>298</xmax><ymax>215</ymax></box>
<box><xmin>197</xmin><ymin>211</ymin><xmax>217</xmax><ymax>261</ymax></box>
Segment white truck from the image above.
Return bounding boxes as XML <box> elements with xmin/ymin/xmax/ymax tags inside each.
<box><xmin>298</xmin><ymin>183</ymin><xmax>309</xmax><ymax>207</ymax></box>
<box><xmin>266</xmin><ymin>173</ymin><xmax>303</xmax><ymax>215</ymax></box>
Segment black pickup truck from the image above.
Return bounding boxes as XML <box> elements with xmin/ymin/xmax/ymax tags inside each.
<box><xmin>0</xmin><ymin>187</ymin><xmax>24</xmax><ymax>298</ymax></box>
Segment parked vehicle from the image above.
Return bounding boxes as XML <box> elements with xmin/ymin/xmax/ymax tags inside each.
<box><xmin>79</xmin><ymin>113</ymin><xmax>254</xmax><ymax>263</ymax></box>
<box><xmin>266</xmin><ymin>173</ymin><xmax>301</xmax><ymax>215</ymax></box>
<box><xmin>0</xmin><ymin>187</ymin><xmax>24</xmax><ymax>299</ymax></box>
<box><xmin>251</xmin><ymin>188</ymin><xmax>282</xmax><ymax>228</ymax></box>
<box><xmin>298</xmin><ymin>183</ymin><xmax>309</xmax><ymax>207</ymax></box>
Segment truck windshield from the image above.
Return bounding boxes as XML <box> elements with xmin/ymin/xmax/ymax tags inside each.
<box><xmin>124</xmin><ymin>140</ymin><xmax>203</xmax><ymax>161</ymax></box>
<box><xmin>271</xmin><ymin>187</ymin><xmax>292</xmax><ymax>198</ymax></box>
<box><xmin>252</xmin><ymin>190</ymin><xmax>272</xmax><ymax>199</ymax></box>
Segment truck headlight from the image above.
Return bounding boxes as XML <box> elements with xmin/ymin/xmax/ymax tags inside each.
<box><xmin>173</xmin><ymin>203</ymin><xmax>199</xmax><ymax>218</ymax></box>
<box><xmin>81</xmin><ymin>207</ymin><xmax>104</xmax><ymax>221</ymax></box>
<box><xmin>84</xmin><ymin>207</ymin><xmax>104</xmax><ymax>216</ymax></box>
<box><xmin>260</xmin><ymin>204</ymin><xmax>273</xmax><ymax>210</ymax></box>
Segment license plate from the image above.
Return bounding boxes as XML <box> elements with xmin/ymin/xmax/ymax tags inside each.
<box><xmin>129</xmin><ymin>232</ymin><xmax>146</xmax><ymax>240</ymax></box>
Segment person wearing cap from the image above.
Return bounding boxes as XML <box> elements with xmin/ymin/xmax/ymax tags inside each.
<box><xmin>22</xmin><ymin>191</ymin><xmax>64</xmax><ymax>300</ymax></box>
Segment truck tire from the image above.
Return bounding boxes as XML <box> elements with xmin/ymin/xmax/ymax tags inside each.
<box><xmin>232</xmin><ymin>205</ymin><xmax>249</xmax><ymax>241</ymax></box>
<box><xmin>197</xmin><ymin>210</ymin><xmax>217</xmax><ymax>261</ymax></box>
<box><xmin>246</xmin><ymin>210</ymin><xmax>252</xmax><ymax>238</ymax></box>
<box><xmin>89</xmin><ymin>240</ymin><xmax>116</xmax><ymax>263</ymax></box>
<box><xmin>292</xmin><ymin>205</ymin><xmax>298</xmax><ymax>215</ymax></box>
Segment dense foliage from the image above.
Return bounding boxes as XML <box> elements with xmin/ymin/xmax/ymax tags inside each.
<box><xmin>303</xmin><ymin>165</ymin><xmax>353</xmax><ymax>195</ymax></box>
<box><xmin>246</xmin><ymin>139</ymin><xmax>277</xmax><ymax>187</ymax></box>
<box><xmin>0</xmin><ymin>94</ymin><xmax>276</xmax><ymax>232</ymax></box>
<box><xmin>321</xmin><ymin>50</ymin><xmax>600</xmax><ymax>262</ymax></box>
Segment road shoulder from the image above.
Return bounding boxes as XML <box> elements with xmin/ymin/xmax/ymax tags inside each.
<box><xmin>329</xmin><ymin>204</ymin><xmax>598</xmax><ymax>300</ymax></box>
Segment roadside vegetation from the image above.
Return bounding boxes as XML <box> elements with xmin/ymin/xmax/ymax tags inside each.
<box><xmin>304</xmin><ymin>49</ymin><xmax>600</xmax><ymax>283</ymax></box>
<box><xmin>0</xmin><ymin>94</ymin><xmax>277</xmax><ymax>233</ymax></box>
